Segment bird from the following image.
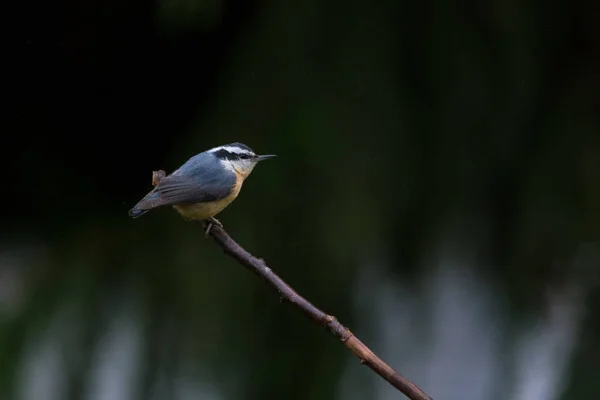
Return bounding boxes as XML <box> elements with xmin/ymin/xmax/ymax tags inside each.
<box><xmin>128</xmin><ymin>142</ymin><xmax>276</xmax><ymax>233</ymax></box>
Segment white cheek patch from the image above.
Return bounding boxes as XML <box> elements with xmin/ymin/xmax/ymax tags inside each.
<box><xmin>220</xmin><ymin>159</ymin><xmax>238</xmax><ymax>173</ymax></box>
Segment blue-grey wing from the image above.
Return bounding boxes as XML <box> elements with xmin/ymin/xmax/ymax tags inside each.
<box><xmin>129</xmin><ymin>169</ymin><xmax>235</xmax><ymax>216</ymax></box>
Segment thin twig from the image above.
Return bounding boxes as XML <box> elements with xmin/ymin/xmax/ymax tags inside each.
<box><xmin>151</xmin><ymin>170</ymin><xmax>433</xmax><ymax>400</ymax></box>
<box><xmin>206</xmin><ymin>225</ymin><xmax>433</xmax><ymax>399</ymax></box>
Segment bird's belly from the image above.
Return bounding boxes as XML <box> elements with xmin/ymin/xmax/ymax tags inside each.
<box><xmin>173</xmin><ymin>197</ymin><xmax>235</xmax><ymax>221</ymax></box>
<box><xmin>172</xmin><ymin>176</ymin><xmax>243</xmax><ymax>221</ymax></box>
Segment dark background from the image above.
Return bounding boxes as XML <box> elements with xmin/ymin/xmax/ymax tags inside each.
<box><xmin>2</xmin><ymin>0</ymin><xmax>600</xmax><ymax>399</ymax></box>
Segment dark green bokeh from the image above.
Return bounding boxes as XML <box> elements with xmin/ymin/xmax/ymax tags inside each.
<box><xmin>3</xmin><ymin>0</ymin><xmax>599</xmax><ymax>399</ymax></box>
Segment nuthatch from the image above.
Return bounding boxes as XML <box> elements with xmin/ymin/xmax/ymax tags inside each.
<box><xmin>128</xmin><ymin>142</ymin><xmax>276</xmax><ymax>232</ymax></box>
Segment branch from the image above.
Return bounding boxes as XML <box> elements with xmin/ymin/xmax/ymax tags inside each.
<box><xmin>151</xmin><ymin>170</ymin><xmax>433</xmax><ymax>400</ymax></box>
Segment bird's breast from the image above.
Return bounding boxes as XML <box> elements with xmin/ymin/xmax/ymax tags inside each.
<box><xmin>173</xmin><ymin>172</ymin><xmax>244</xmax><ymax>221</ymax></box>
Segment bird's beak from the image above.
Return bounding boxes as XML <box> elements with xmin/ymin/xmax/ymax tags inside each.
<box><xmin>257</xmin><ymin>154</ymin><xmax>277</xmax><ymax>161</ymax></box>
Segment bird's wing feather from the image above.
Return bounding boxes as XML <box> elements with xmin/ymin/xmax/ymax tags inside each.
<box><xmin>133</xmin><ymin>175</ymin><xmax>233</xmax><ymax>211</ymax></box>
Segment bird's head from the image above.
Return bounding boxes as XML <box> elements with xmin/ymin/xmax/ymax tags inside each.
<box><xmin>210</xmin><ymin>142</ymin><xmax>276</xmax><ymax>177</ymax></box>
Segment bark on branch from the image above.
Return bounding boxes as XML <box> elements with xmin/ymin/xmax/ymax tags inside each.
<box><xmin>151</xmin><ymin>170</ymin><xmax>433</xmax><ymax>400</ymax></box>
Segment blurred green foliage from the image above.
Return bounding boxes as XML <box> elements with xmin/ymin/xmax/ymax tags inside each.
<box><xmin>2</xmin><ymin>0</ymin><xmax>599</xmax><ymax>399</ymax></box>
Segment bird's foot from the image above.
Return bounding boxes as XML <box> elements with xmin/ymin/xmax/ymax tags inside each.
<box><xmin>204</xmin><ymin>217</ymin><xmax>223</xmax><ymax>237</ymax></box>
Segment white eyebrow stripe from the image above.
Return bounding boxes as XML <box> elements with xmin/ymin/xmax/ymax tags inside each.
<box><xmin>210</xmin><ymin>146</ymin><xmax>254</xmax><ymax>155</ymax></box>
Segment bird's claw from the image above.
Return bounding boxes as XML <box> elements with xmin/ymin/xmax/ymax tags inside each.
<box><xmin>204</xmin><ymin>217</ymin><xmax>223</xmax><ymax>237</ymax></box>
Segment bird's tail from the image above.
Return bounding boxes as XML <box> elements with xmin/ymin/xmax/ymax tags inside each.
<box><xmin>128</xmin><ymin>190</ymin><xmax>164</xmax><ymax>218</ymax></box>
<box><xmin>128</xmin><ymin>207</ymin><xmax>149</xmax><ymax>218</ymax></box>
